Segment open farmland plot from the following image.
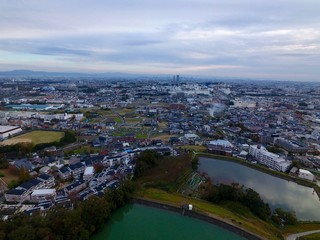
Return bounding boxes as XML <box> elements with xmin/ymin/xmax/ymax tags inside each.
<box><xmin>1</xmin><ymin>131</ymin><xmax>64</xmax><ymax>145</ymax></box>
<box><xmin>112</xmin><ymin>126</ymin><xmax>150</xmax><ymax>138</ymax></box>
<box><xmin>150</xmin><ymin>133</ymin><xmax>176</xmax><ymax>142</ymax></box>
<box><xmin>124</xmin><ymin>117</ymin><xmax>141</xmax><ymax>124</ymax></box>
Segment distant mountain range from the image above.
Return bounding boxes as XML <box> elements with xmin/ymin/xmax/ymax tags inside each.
<box><xmin>0</xmin><ymin>69</ymin><xmax>254</xmax><ymax>83</ymax></box>
<box><xmin>0</xmin><ymin>69</ymin><xmax>155</xmax><ymax>79</ymax></box>
<box><xmin>0</xmin><ymin>69</ymin><xmax>306</xmax><ymax>84</ymax></box>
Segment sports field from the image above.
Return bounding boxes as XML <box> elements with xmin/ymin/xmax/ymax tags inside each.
<box><xmin>1</xmin><ymin>130</ymin><xmax>64</xmax><ymax>145</ymax></box>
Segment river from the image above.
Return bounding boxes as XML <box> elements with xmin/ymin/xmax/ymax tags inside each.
<box><xmin>92</xmin><ymin>204</ymin><xmax>245</xmax><ymax>240</ymax></box>
<box><xmin>198</xmin><ymin>157</ymin><xmax>320</xmax><ymax>221</ymax></box>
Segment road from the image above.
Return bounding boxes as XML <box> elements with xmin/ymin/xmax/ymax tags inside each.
<box><xmin>286</xmin><ymin>229</ymin><xmax>320</xmax><ymax>240</ymax></box>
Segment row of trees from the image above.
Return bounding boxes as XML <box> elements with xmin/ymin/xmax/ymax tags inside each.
<box><xmin>200</xmin><ymin>180</ymin><xmax>271</xmax><ymax>220</ymax></box>
<box><xmin>0</xmin><ymin>180</ymin><xmax>135</xmax><ymax>240</ymax></box>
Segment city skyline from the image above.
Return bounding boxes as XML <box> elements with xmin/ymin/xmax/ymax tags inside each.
<box><xmin>0</xmin><ymin>0</ymin><xmax>319</xmax><ymax>81</ymax></box>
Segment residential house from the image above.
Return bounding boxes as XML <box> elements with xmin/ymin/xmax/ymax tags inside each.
<box><xmin>58</xmin><ymin>166</ymin><xmax>72</xmax><ymax>180</ymax></box>
<box><xmin>65</xmin><ymin>179</ymin><xmax>86</xmax><ymax>195</ymax></box>
<box><xmin>207</xmin><ymin>139</ymin><xmax>233</xmax><ymax>156</ymax></box>
<box><xmin>30</xmin><ymin>189</ymin><xmax>57</xmax><ymax>202</ymax></box>
<box><xmin>37</xmin><ymin>174</ymin><xmax>56</xmax><ymax>188</ymax></box>
<box><xmin>69</xmin><ymin>162</ymin><xmax>85</xmax><ymax>179</ymax></box>
<box><xmin>5</xmin><ymin>189</ymin><xmax>29</xmax><ymax>202</ymax></box>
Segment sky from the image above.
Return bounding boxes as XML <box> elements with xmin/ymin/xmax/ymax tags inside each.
<box><xmin>0</xmin><ymin>0</ymin><xmax>319</xmax><ymax>81</ymax></box>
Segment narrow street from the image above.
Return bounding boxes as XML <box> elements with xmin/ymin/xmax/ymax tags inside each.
<box><xmin>286</xmin><ymin>230</ymin><xmax>320</xmax><ymax>240</ymax></box>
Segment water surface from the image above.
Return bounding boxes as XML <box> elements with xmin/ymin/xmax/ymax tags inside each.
<box><xmin>92</xmin><ymin>204</ymin><xmax>245</xmax><ymax>240</ymax></box>
<box><xmin>199</xmin><ymin>157</ymin><xmax>320</xmax><ymax>220</ymax></box>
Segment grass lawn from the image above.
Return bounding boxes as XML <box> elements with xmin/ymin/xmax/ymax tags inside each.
<box><xmin>0</xmin><ymin>168</ymin><xmax>19</xmax><ymax>184</ymax></box>
<box><xmin>135</xmin><ymin>188</ymin><xmax>282</xmax><ymax>240</ymax></box>
<box><xmin>1</xmin><ymin>131</ymin><xmax>64</xmax><ymax>145</ymax></box>
<box><xmin>112</xmin><ymin>126</ymin><xmax>150</xmax><ymax>138</ymax></box>
<box><xmin>136</xmin><ymin>134</ymin><xmax>148</xmax><ymax>139</ymax></box>
<box><xmin>114</xmin><ymin>117</ymin><xmax>122</xmax><ymax>123</ymax></box>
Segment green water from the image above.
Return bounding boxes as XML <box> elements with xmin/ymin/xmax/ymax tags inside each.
<box><xmin>92</xmin><ymin>204</ymin><xmax>245</xmax><ymax>240</ymax></box>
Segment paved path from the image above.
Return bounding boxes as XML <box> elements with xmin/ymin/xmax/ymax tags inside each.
<box><xmin>286</xmin><ymin>229</ymin><xmax>320</xmax><ymax>240</ymax></box>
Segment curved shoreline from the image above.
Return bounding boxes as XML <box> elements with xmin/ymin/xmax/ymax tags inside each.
<box><xmin>197</xmin><ymin>153</ymin><xmax>320</xmax><ymax>199</ymax></box>
<box><xmin>133</xmin><ymin>198</ymin><xmax>263</xmax><ymax>240</ymax></box>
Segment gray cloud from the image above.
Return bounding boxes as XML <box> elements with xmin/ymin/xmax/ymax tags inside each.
<box><xmin>0</xmin><ymin>0</ymin><xmax>319</xmax><ymax>81</ymax></box>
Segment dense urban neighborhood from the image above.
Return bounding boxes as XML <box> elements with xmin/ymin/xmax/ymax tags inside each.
<box><xmin>0</xmin><ymin>76</ymin><xmax>320</xmax><ymax>239</ymax></box>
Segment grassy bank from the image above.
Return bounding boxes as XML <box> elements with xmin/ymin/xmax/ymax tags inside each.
<box><xmin>135</xmin><ymin>188</ymin><xmax>283</xmax><ymax>240</ymax></box>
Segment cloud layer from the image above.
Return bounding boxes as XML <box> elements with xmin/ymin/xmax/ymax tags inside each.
<box><xmin>0</xmin><ymin>0</ymin><xmax>319</xmax><ymax>81</ymax></box>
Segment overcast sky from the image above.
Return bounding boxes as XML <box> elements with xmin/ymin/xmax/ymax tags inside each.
<box><xmin>0</xmin><ymin>0</ymin><xmax>319</xmax><ymax>81</ymax></box>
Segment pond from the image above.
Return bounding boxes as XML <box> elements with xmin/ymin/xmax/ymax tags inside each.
<box><xmin>198</xmin><ymin>157</ymin><xmax>320</xmax><ymax>221</ymax></box>
<box><xmin>92</xmin><ymin>204</ymin><xmax>245</xmax><ymax>240</ymax></box>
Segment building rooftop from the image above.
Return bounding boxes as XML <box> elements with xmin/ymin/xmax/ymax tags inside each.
<box><xmin>84</xmin><ymin>166</ymin><xmax>94</xmax><ymax>175</ymax></box>
<box><xmin>299</xmin><ymin>169</ymin><xmax>313</xmax><ymax>175</ymax></box>
<box><xmin>31</xmin><ymin>189</ymin><xmax>56</xmax><ymax>196</ymax></box>
<box><xmin>0</xmin><ymin>125</ymin><xmax>20</xmax><ymax>133</ymax></box>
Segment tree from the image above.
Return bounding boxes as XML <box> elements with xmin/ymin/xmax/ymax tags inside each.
<box><xmin>18</xmin><ymin>167</ymin><xmax>32</xmax><ymax>183</ymax></box>
<box><xmin>291</xmin><ymin>160</ymin><xmax>301</xmax><ymax>169</ymax></box>
<box><xmin>93</xmin><ymin>163</ymin><xmax>104</xmax><ymax>173</ymax></box>
<box><xmin>241</xmin><ymin>188</ymin><xmax>271</xmax><ymax>220</ymax></box>
<box><xmin>8</xmin><ymin>225</ymin><xmax>36</xmax><ymax>240</ymax></box>
<box><xmin>8</xmin><ymin>180</ymin><xmax>20</xmax><ymax>189</ymax></box>
<box><xmin>134</xmin><ymin>150</ymin><xmax>163</xmax><ymax>178</ymax></box>
<box><xmin>79</xmin><ymin>196</ymin><xmax>111</xmax><ymax>233</ymax></box>
<box><xmin>8</xmin><ymin>165</ymin><xmax>19</xmax><ymax>176</ymax></box>
<box><xmin>272</xmin><ymin>208</ymin><xmax>297</xmax><ymax>226</ymax></box>
<box><xmin>191</xmin><ymin>156</ymin><xmax>199</xmax><ymax>170</ymax></box>
<box><xmin>267</xmin><ymin>146</ymin><xmax>282</xmax><ymax>154</ymax></box>
<box><xmin>0</xmin><ymin>158</ymin><xmax>9</xmax><ymax>169</ymax></box>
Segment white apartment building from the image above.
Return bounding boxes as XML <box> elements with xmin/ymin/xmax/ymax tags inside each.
<box><xmin>249</xmin><ymin>145</ymin><xmax>291</xmax><ymax>172</ymax></box>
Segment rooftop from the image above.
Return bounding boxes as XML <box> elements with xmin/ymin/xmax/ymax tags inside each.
<box><xmin>31</xmin><ymin>189</ymin><xmax>56</xmax><ymax>196</ymax></box>
<box><xmin>0</xmin><ymin>125</ymin><xmax>20</xmax><ymax>133</ymax></box>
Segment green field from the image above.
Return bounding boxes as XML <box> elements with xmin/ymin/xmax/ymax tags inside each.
<box><xmin>1</xmin><ymin>131</ymin><xmax>64</xmax><ymax>145</ymax></box>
